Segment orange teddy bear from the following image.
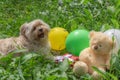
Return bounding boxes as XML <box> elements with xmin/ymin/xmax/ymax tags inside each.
<box><xmin>73</xmin><ymin>31</ymin><xmax>115</xmax><ymax>80</ymax></box>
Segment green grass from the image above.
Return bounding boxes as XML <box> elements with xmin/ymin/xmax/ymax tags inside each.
<box><xmin>0</xmin><ymin>0</ymin><xmax>120</xmax><ymax>80</ymax></box>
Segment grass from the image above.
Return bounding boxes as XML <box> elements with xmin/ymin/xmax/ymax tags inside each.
<box><xmin>0</xmin><ymin>0</ymin><xmax>120</xmax><ymax>80</ymax></box>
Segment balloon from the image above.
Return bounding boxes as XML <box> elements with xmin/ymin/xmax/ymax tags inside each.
<box><xmin>48</xmin><ymin>27</ymin><xmax>69</xmax><ymax>50</ymax></box>
<box><xmin>104</xmin><ymin>29</ymin><xmax>120</xmax><ymax>54</ymax></box>
<box><xmin>66</xmin><ymin>30</ymin><xmax>89</xmax><ymax>56</ymax></box>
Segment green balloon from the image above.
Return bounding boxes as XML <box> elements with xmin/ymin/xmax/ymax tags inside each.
<box><xmin>65</xmin><ymin>30</ymin><xmax>89</xmax><ymax>56</ymax></box>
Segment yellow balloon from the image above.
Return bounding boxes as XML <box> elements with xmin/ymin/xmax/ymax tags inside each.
<box><xmin>49</xmin><ymin>27</ymin><xmax>69</xmax><ymax>50</ymax></box>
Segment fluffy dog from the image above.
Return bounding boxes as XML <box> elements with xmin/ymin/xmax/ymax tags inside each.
<box><xmin>0</xmin><ymin>19</ymin><xmax>51</xmax><ymax>57</ymax></box>
<box><xmin>73</xmin><ymin>31</ymin><xmax>114</xmax><ymax>80</ymax></box>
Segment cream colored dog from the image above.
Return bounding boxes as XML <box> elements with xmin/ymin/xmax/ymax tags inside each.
<box><xmin>0</xmin><ymin>19</ymin><xmax>51</xmax><ymax>56</ymax></box>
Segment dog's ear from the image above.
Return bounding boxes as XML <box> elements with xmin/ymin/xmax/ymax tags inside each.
<box><xmin>20</xmin><ymin>23</ymin><xmax>28</xmax><ymax>36</ymax></box>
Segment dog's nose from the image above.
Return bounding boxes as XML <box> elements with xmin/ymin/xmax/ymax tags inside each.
<box><xmin>39</xmin><ymin>28</ymin><xmax>43</xmax><ymax>32</ymax></box>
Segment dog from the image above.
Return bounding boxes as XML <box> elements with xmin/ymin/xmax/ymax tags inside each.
<box><xmin>0</xmin><ymin>19</ymin><xmax>51</xmax><ymax>57</ymax></box>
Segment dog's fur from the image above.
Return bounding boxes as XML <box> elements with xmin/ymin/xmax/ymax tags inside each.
<box><xmin>0</xmin><ymin>19</ymin><xmax>51</xmax><ymax>56</ymax></box>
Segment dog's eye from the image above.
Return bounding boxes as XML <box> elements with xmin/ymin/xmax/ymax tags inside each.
<box><xmin>33</xmin><ymin>27</ymin><xmax>36</xmax><ymax>31</ymax></box>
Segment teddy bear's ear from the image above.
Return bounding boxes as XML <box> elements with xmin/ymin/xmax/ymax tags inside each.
<box><xmin>89</xmin><ymin>31</ymin><xmax>95</xmax><ymax>38</ymax></box>
<box><xmin>20</xmin><ymin>23</ymin><xmax>28</xmax><ymax>36</ymax></box>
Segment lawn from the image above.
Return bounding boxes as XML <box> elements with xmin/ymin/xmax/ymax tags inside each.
<box><xmin>0</xmin><ymin>0</ymin><xmax>120</xmax><ymax>80</ymax></box>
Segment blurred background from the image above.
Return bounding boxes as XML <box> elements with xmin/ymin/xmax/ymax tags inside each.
<box><xmin>0</xmin><ymin>0</ymin><xmax>119</xmax><ymax>37</ymax></box>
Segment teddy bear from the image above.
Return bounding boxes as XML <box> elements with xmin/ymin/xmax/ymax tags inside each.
<box><xmin>73</xmin><ymin>31</ymin><xmax>114</xmax><ymax>80</ymax></box>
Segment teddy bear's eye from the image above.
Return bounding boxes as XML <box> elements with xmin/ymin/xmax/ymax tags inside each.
<box><xmin>99</xmin><ymin>44</ymin><xmax>102</xmax><ymax>47</ymax></box>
